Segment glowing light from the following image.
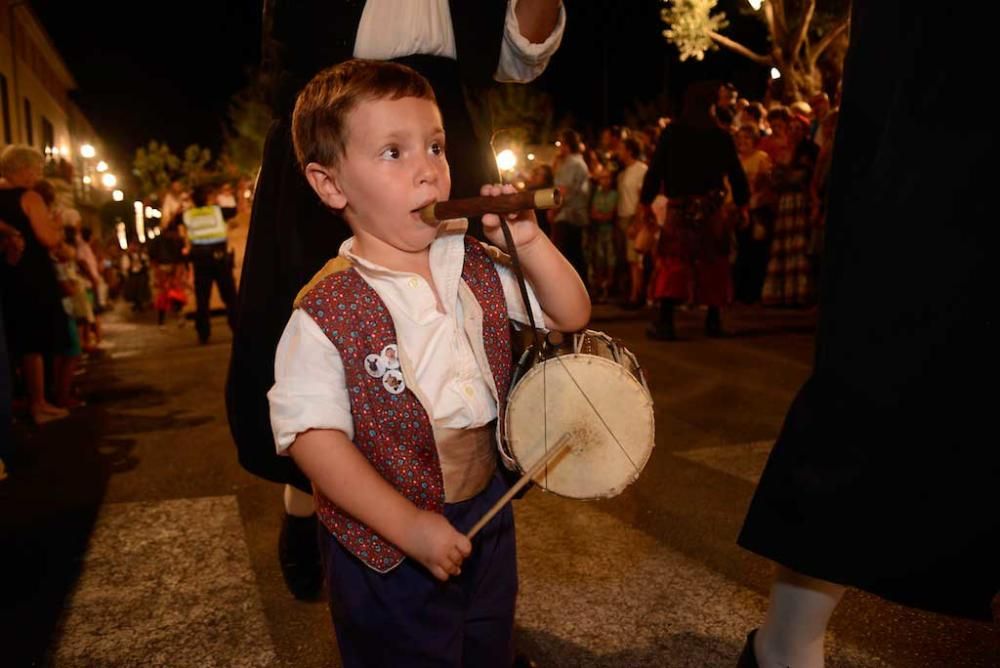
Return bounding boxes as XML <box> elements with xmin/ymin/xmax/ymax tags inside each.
<box><xmin>82</xmin><ymin>175</ymin><xmax>92</xmax><ymax>185</ymax></box>
<box><xmin>144</xmin><ymin>206</ymin><xmax>154</xmax><ymax>219</ymax></box>
<box><xmin>134</xmin><ymin>201</ymin><xmax>147</xmax><ymax>244</ymax></box>
<box><xmin>495</xmin><ymin>149</ymin><xmax>517</xmax><ymax>172</ymax></box>
<box><xmin>554</xmin><ymin>140</ymin><xmax>562</xmax><ymax>147</ymax></box>
<box><xmin>80</xmin><ymin>144</ymin><xmax>96</xmax><ymax>159</ymax></box>
<box><xmin>96</xmin><ymin>161</ymin><xmax>108</xmax><ymax>172</ymax></box>
<box><xmin>116</xmin><ymin>221</ymin><xmax>127</xmax><ymax>250</ymax></box>
<box><xmin>243</xmin><ymin>189</ymin><xmax>252</xmax><ymax>199</ymax></box>
<box><xmin>747</xmin><ymin>0</ymin><xmax>763</xmax><ymax>10</ymax></box>
<box><xmin>770</xmin><ymin>67</ymin><xmax>782</xmax><ymax>80</ymax></box>
<box><xmin>59</xmin><ymin>145</ymin><xmax>69</xmax><ymax>157</ymax></box>
<box><xmin>150</xmin><ymin>208</ymin><xmax>162</xmax><ymax>219</ymax></box>
<box><xmin>101</xmin><ymin>173</ymin><xmax>117</xmax><ymax>188</ymax></box>
<box><xmin>527</xmin><ymin>153</ymin><xmax>535</xmax><ymax>161</ymax></box>
<box><xmin>112</xmin><ymin>189</ymin><xmax>124</xmax><ymax>202</ymax></box>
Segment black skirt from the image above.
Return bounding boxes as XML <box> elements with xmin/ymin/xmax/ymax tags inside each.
<box><xmin>738</xmin><ymin>2</ymin><xmax>999</xmax><ymax>620</ymax></box>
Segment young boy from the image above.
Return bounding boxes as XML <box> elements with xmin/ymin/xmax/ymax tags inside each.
<box><xmin>267</xmin><ymin>59</ymin><xmax>590</xmax><ymax>667</ymax></box>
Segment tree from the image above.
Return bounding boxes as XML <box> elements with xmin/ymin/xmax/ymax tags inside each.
<box><xmin>132</xmin><ymin>140</ymin><xmax>181</xmax><ymax>199</ymax></box>
<box><xmin>221</xmin><ymin>70</ymin><xmax>272</xmax><ymax>179</ymax></box>
<box><xmin>181</xmin><ymin>144</ymin><xmax>214</xmax><ymax>187</ymax></box>
<box><xmin>487</xmin><ymin>83</ymin><xmax>556</xmax><ymax>149</ymax></box>
<box><xmin>660</xmin><ymin>0</ymin><xmax>850</xmax><ymax>101</ymax></box>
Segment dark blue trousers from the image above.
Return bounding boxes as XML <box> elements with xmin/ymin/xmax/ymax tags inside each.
<box><xmin>322</xmin><ymin>474</ymin><xmax>518</xmax><ymax>668</ymax></box>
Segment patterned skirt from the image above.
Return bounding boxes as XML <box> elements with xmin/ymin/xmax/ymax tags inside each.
<box><xmin>762</xmin><ymin>191</ymin><xmax>813</xmax><ymax>306</ymax></box>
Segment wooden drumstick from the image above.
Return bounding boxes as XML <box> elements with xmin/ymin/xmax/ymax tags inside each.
<box><xmin>419</xmin><ymin>188</ymin><xmax>561</xmax><ymax>224</ymax></box>
<box><xmin>466</xmin><ymin>432</ymin><xmax>574</xmax><ymax>539</ymax></box>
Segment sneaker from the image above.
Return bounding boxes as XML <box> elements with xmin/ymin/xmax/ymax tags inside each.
<box><xmin>278</xmin><ymin>513</ymin><xmax>324</xmax><ymax>600</ymax></box>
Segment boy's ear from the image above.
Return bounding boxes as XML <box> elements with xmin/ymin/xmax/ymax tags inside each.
<box><xmin>304</xmin><ymin>162</ymin><xmax>348</xmax><ymax>210</ymax></box>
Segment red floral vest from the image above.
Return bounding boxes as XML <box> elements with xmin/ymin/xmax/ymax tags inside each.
<box><xmin>297</xmin><ymin>237</ymin><xmax>513</xmax><ymax>572</ymax></box>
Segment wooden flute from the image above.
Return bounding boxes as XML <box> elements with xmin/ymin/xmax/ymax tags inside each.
<box><xmin>419</xmin><ymin>188</ymin><xmax>561</xmax><ymax>224</ymax></box>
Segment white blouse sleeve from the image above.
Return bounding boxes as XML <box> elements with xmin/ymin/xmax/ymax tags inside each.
<box><xmin>495</xmin><ymin>0</ymin><xmax>566</xmax><ymax>83</ymax></box>
<box><xmin>268</xmin><ymin>309</ymin><xmax>355</xmax><ymax>454</ymax></box>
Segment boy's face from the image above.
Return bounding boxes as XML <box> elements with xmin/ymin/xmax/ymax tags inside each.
<box><xmin>310</xmin><ymin>96</ymin><xmax>450</xmax><ymax>254</ymax></box>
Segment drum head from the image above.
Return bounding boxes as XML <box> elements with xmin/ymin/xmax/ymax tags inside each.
<box><xmin>504</xmin><ymin>354</ymin><xmax>654</xmax><ymax>499</ymax></box>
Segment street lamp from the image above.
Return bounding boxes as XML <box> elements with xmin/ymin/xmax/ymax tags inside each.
<box><xmin>80</xmin><ymin>144</ymin><xmax>96</xmax><ymax>159</ymax></box>
<box><xmin>96</xmin><ymin>161</ymin><xmax>108</xmax><ymax>173</ymax></box>
<box><xmin>747</xmin><ymin>0</ymin><xmax>763</xmax><ymax>10</ymax></box>
<box><xmin>112</xmin><ymin>189</ymin><xmax>124</xmax><ymax>202</ymax></box>
<box><xmin>770</xmin><ymin>67</ymin><xmax>782</xmax><ymax>80</ymax></box>
<box><xmin>101</xmin><ymin>173</ymin><xmax>117</xmax><ymax>188</ymax></box>
<box><xmin>495</xmin><ymin>149</ymin><xmax>517</xmax><ymax>173</ymax></box>
<box><xmin>134</xmin><ymin>201</ymin><xmax>146</xmax><ymax>243</ymax></box>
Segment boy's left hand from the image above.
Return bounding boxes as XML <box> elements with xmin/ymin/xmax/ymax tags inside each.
<box><xmin>480</xmin><ymin>183</ymin><xmax>541</xmax><ymax>251</ymax></box>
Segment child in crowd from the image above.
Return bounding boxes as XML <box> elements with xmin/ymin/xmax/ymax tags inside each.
<box><xmin>588</xmin><ymin>167</ymin><xmax>619</xmax><ymax>302</ymax></box>
<box><xmin>267</xmin><ymin>59</ymin><xmax>590</xmax><ymax>666</ymax></box>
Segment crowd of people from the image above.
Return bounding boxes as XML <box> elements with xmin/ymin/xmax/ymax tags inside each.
<box><xmin>0</xmin><ymin>145</ymin><xmax>241</xmax><ymax>479</ymax></box>
<box><xmin>0</xmin><ymin>145</ymin><xmax>116</xmax><ymax>477</ymax></box>
<box><xmin>517</xmin><ymin>81</ymin><xmax>838</xmax><ymax>339</ymax></box>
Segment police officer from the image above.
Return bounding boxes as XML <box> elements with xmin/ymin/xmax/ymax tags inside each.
<box><xmin>183</xmin><ymin>184</ymin><xmax>237</xmax><ymax>344</ymax></box>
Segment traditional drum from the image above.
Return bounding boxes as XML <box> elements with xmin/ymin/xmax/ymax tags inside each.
<box><xmin>499</xmin><ymin>329</ymin><xmax>655</xmax><ymax>499</ymax></box>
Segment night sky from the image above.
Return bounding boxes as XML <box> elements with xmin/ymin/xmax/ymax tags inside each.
<box><xmin>31</xmin><ymin>0</ymin><xmax>769</xmax><ymax>171</ymax></box>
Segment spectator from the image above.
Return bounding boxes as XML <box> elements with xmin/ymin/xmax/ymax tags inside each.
<box><xmin>550</xmin><ymin>129</ymin><xmax>590</xmax><ymax>283</ymax></box>
<box><xmin>0</xmin><ymin>146</ymin><xmax>71</xmax><ymax>424</ymax></box>
<box><xmin>616</xmin><ymin>137</ymin><xmax>649</xmax><ymax>308</ymax></box>
<box><xmin>733</xmin><ymin>125</ymin><xmax>774</xmax><ymax>303</ymax></box>
<box><xmin>588</xmin><ymin>167</ymin><xmax>618</xmax><ymax>302</ymax></box>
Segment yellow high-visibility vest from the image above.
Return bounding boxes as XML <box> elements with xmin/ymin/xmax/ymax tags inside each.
<box><xmin>184</xmin><ymin>205</ymin><xmax>227</xmax><ymax>245</ymax></box>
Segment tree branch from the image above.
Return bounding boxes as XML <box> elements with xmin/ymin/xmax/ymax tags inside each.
<box><xmin>770</xmin><ymin>0</ymin><xmax>789</xmax><ymax>45</ymax></box>
<box><xmin>791</xmin><ymin>0</ymin><xmax>816</xmax><ymax>61</ymax></box>
<box><xmin>708</xmin><ymin>30</ymin><xmax>773</xmax><ymax>66</ymax></box>
<box><xmin>809</xmin><ymin>18</ymin><xmax>849</xmax><ymax>67</ymax></box>
<box><xmin>763</xmin><ymin>1</ymin><xmax>781</xmax><ymax>44</ymax></box>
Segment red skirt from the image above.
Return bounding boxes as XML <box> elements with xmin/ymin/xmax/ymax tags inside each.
<box><xmin>648</xmin><ymin>194</ymin><xmax>732</xmax><ymax>307</ymax></box>
<box><xmin>153</xmin><ymin>264</ymin><xmax>189</xmax><ymax>311</ymax></box>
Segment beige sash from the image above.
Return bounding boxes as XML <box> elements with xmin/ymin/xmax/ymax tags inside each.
<box><xmin>432</xmin><ymin>423</ymin><xmax>497</xmax><ymax>503</ymax></box>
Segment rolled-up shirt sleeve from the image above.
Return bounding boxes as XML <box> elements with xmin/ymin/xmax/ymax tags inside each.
<box><xmin>494</xmin><ymin>261</ymin><xmax>547</xmax><ymax>330</ymax></box>
<box><xmin>495</xmin><ymin>0</ymin><xmax>566</xmax><ymax>83</ymax></box>
<box><xmin>268</xmin><ymin>309</ymin><xmax>355</xmax><ymax>454</ymax></box>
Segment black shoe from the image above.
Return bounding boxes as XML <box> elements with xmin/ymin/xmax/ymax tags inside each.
<box><xmin>736</xmin><ymin>629</ymin><xmax>759</xmax><ymax>668</ymax></box>
<box><xmin>705</xmin><ymin>310</ymin><xmax>728</xmax><ymax>338</ymax></box>
<box><xmin>645</xmin><ymin>322</ymin><xmax>677</xmax><ymax>341</ymax></box>
<box><xmin>513</xmin><ymin>653</ymin><xmax>538</xmax><ymax>668</ymax></box>
<box><xmin>278</xmin><ymin>513</ymin><xmax>324</xmax><ymax>601</ymax></box>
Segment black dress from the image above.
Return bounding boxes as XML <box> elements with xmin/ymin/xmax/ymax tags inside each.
<box><xmin>226</xmin><ymin>1</ymin><xmax>509</xmax><ymax>491</ymax></box>
<box><xmin>0</xmin><ymin>187</ymin><xmax>70</xmax><ymax>357</ymax></box>
<box><xmin>738</xmin><ymin>2</ymin><xmax>998</xmax><ymax>620</ymax></box>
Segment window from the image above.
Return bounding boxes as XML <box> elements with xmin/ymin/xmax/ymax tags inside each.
<box><xmin>23</xmin><ymin>98</ymin><xmax>32</xmax><ymax>145</ymax></box>
<box><xmin>41</xmin><ymin>115</ymin><xmax>54</xmax><ymax>151</ymax></box>
<box><xmin>0</xmin><ymin>74</ymin><xmax>10</xmax><ymax>144</ymax></box>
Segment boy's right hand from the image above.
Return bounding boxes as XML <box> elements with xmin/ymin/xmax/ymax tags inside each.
<box><xmin>404</xmin><ymin>510</ymin><xmax>472</xmax><ymax>581</ymax></box>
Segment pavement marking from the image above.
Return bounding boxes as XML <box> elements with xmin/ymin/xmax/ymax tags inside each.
<box><xmin>673</xmin><ymin>440</ymin><xmax>774</xmax><ymax>484</ymax></box>
<box><xmin>514</xmin><ymin>491</ymin><xmax>888</xmax><ymax>667</ymax></box>
<box><xmin>51</xmin><ymin>496</ymin><xmax>277</xmax><ymax>667</ymax></box>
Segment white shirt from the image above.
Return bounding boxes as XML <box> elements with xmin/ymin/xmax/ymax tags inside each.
<box><xmin>616</xmin><ymin>160</ymin><xmax>648</xmax><ymax>218</ymax></box>
<box><xmin>353</xmin><ymin>0</ymin><xmax>566</xmax><ymax>83</ymax></box>
<box><xmin>268</xmin><ymin>222</ymin><xmax>546</xmax><ymax>454</ymax></box>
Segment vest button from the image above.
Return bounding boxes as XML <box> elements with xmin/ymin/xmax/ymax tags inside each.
<box><xmin>407</xmin><ymin>277</ymin><xmax>420</xmax><ymax>288</ymax></box>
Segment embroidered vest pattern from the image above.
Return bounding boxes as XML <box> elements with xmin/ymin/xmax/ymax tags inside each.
<box><xmin>298</xmin><ymin>237</ymin><xmax>513</xmax><ymax>572</ymax></box>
